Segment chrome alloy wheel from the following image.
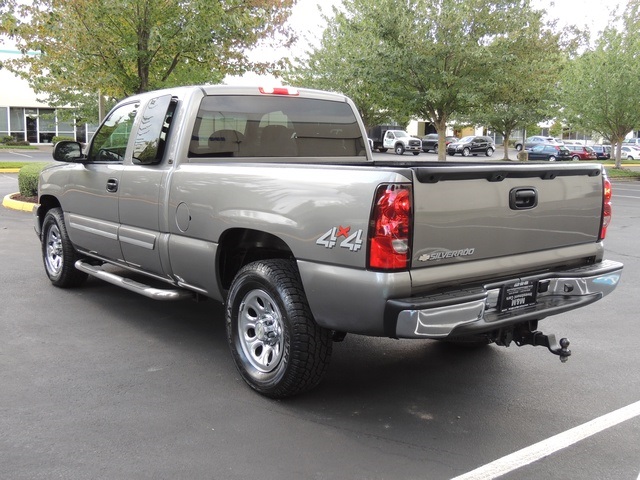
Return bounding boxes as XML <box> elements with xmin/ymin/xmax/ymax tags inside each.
<box><xmin>45</xmin><ymin>223</ymin><xmax>64</xmax><ymax>276</ymax></box>
<box><xmin>238</xmin><ymin>289</ymin><xmax>284</xmax><ymax>373</ymax></box>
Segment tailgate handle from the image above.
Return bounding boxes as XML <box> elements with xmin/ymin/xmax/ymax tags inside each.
<box><xmin>510</xmin><ymin>188</ymin><xmax>538</xmax><ymax>210</ymax></box>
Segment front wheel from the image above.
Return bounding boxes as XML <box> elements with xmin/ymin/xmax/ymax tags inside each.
<box><xmin>462</xmin><ymin>147</ymin><xmax>471</xmax><ymax>157</ymax></box>
<box><xmin>515</xmin><ymin>144</ymin><xmax>523</xmax><ymax>151</ymax></box>
<box><xmin>395</xmin><ymin>144</ymin><xmax>405</xmax><ymax>155</ymax></box>
<box><xmin>41</xmin><ymin>208</ymin><xmax>88</xmax><ymax>288</ymax></box>
<box><xmin>226</xmin><ymin>259</ymin><xmax>333</xmax><ymax>398</ymax></box>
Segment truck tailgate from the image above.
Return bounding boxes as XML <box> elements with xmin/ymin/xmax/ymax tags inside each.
<box><xmin>410</xmin><ymin>163</ymin><xmax>604</xmax><ymax>268</ymax></box>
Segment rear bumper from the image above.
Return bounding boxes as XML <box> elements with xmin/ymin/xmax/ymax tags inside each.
<box><xmin>387</xmin><ymin>260</ymin><xmax>623</xmax><ymax>339</ymax></box>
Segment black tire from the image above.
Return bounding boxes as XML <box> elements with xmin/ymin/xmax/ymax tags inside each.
<box><xmin>462</xmin><ymin>147</ymin><xmax>471</xmax><ymax>157</ymax></box>
<box><xmin>379</xmin><ymin>148</ymin><xmax>388</xmax><ymax>153</ymax></box>
<box><xmin>549</xmin><ymin>155</ymin><xmax>557</xmax><ymax>162</ymax></box>
<box><xmin>434</xmin><ymin>144</ymin><xmax>439</xmax><ymax>154</ymax></box>
<box><xmin>515</xmin><ymin>144</ymin><xmax>523</xmax><ymax>151</ymax></box>
<box><xmin>41</xmin><ymin>207</ymin><xmax>88</xmax><ymax>288</ymax></box>
<box><xmin>225</xmin><ymin>259</ymin><xmax>333</xmax><ymax>398</ymax></box>
<box><xmin>486</xmin><ymin>147</ymin><xmax>494</xmax><ymax>157</ymax></box>
<box><xmin>572</xmin><ymin>155</ymin><xmax>580</xmax><ymax>161</ymax></box>
<box><xmin>395</xmin><ymin>144</ymin><xmax>405</xmax><ymax>155</ymax></box>
<box><xmin>412</xmin><ymin>151</ymin><xmax>420</xmax><ymax>156</ymax></box>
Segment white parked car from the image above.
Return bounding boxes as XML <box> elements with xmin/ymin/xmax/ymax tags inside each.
<box><xmin>620</xmin><ymin>145</ymin><xmax>640</xmax><ymax>159</ymax></box>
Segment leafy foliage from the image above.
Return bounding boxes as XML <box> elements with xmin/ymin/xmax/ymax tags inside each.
<box><xmin>560</xmin><ymin>0</ymin><xmax>640</xmax><ymax>167</ymax></box>
<box><xmin>285</xmin><ymin>0</ymin><xmax>562</xmax><ymax>161</ymax></box>
<box><xmin>1</xmin><ymin>0</ymin><xmax>295</xmax><ymax>123</ymax></box>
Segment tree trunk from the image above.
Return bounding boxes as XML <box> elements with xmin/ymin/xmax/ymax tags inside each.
<box><xmin>435</xmin><ymin>117</ymin><xmax>448</xmax><ymax>162</ymax></box>
<box><xmin>503</xmin><ymin>132</ymin><xmax>511</xmax><ymax>160</ymax></box>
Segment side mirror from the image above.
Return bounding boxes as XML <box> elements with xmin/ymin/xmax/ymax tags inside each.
<box><xmin>53</xmin><ymin>141</ymin><xmax>84</xmax><ymax>162</ymax></box>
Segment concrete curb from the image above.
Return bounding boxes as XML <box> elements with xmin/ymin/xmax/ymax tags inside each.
<box><xmin>3</xmin><ymin>193</ymin><xmax>36</xmax><ymax>213</ymax></box>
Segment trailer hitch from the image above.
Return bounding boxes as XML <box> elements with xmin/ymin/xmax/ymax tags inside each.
<box><xmin>494</xmin><ymin>323</ymin><xmax>571</xmax><ymax>362</ymax></box>
<box><xmin>515</xmin><ymin>331</ymin><xmax>571</xmax><ymax>362</ymax></box>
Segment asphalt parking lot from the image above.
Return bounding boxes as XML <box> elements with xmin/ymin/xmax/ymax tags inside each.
<box><xmin>1</xmin><ymin>172</ymin><xmax>639</xmax><ymax>480</ymax></box>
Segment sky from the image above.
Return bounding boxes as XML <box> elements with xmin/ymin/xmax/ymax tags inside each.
<box><xmin>228</xmin><ymin>0</ymin><xmax>626</xmax><ymax>85</ymax></box>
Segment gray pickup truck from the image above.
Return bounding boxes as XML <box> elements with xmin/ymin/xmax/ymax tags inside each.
<box><xmin>35</xmin><ymin>85</ymin><xmax>623</xmax><ymax>398</ymax></box>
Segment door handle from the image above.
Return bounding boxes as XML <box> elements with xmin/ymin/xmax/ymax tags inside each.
<box><xmin>510</xmin><ymin>187</ymin><xmax>538</xmax><ymax>210</ymax></box>
<box><xmin>106</xmin><ymin>178</ymin><xmax>119</xmax><ymax>193</ymax></box>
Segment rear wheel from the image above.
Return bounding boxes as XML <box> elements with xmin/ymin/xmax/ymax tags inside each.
<box><xmin>226</xmin><ymin>259</ymin><xmax>333</xmax><ymax>398</ymax></box>
<box><xmin>41</xmin><ymin>208</ymin><xmax>88</xmax><ymax>288</ymax></box>
<box><xmin>378</xmin><ymin>148</ymin><xmax>388</xmax><ymax>153</ymax></box>
<box><xmin>486</xmin><ymin>147</ymin><xmax>494</xmax><ymax>157</ymax></box>
<box><xmin>548</xmin><ymin>155</ymin><xmax>556</xmax><ymax>161</ymax></box>
<box><xmin>395</xmin><ymin>144</ymin><xmax>405</xmax><ymax>155</ymax></box>
<box><xmin>572</xmin><ymin>155</ymin><xmax>580</xmax><ymax>161</ymax></box>
<box><xmin>412</xmin><ymin>151</ymin><xmax>420</xmax><ymax>156</ymax></box>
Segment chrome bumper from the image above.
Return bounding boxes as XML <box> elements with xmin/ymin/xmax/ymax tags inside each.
<box><xmin>389</xmin><ymin>260</ymin><xmax>623</xmax><ymax>339</ymax></box>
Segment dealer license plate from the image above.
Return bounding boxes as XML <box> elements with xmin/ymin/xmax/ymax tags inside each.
<box><xmin>500</xmin><ymin>280</ymin><xmax>538</xmax><ymax>312</ymax></box>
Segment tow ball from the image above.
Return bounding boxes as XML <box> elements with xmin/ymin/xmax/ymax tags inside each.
<box><xmin>496</xmin><ymin>324</ymin><xmax>572</xmax><ymax>362</ymax></box>
<box><xmin>515</xmin><ymin>331</ymin><xmax>572</xmax><ymax>363</ymax></box>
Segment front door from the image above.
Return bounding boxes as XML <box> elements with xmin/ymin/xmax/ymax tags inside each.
<box><xmin>63</xmin><ymin>101</ymin><xmax>139</xmax><ymax>262</ymax></box>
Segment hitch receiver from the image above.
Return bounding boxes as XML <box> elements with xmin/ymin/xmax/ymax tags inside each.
<box><xmin>515</xmin><ymin>330</ymin><xmax>572</xmax><ymax>362</ymax></box>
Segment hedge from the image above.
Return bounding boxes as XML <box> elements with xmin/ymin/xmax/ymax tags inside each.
<box><xmin>18</xmin><ymin>163</ymin><xmax>51</xmax><ymax>197</ymax></box>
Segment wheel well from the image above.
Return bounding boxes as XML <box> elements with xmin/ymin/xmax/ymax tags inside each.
<box><xmin>35</xmin><ymin>195</ymin><xmax>61</xmax><ymax>231</ymax></box>
<box><xmin>217</xmin><ymin>228</ymin><xmax>294</xmax><ymax>291</ymax></box>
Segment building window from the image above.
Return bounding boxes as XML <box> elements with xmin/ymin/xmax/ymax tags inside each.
<box><xmin>0</xmin><ymin>107</ymin><xmax>8</xmax><ymax>137</ymax></box>
<box><xmin>10</xmin><ymin>107</ymin><xmax>25</xmax><ymax>141</ymax></box>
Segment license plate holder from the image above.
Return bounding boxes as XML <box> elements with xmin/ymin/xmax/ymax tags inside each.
<box><xmin>500</xmin><ymin>280</ymin><xmax>538</xmax><ymax>312</ymax></box>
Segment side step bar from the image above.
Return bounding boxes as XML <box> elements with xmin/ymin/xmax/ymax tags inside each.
<box><xmin>75</xmin><ymin>260</ymin><xmax>195</xmax><ymax>301</ymax></box>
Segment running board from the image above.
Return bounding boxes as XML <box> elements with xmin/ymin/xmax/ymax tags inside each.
<box><xmin>75</xmin><ymin>260</ymin><xmax>195</xmax><ymax>301</ymax></box>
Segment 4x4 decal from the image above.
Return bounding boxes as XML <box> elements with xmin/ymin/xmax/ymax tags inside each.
<box><xmin>316</xmin><ymin>226</ymin><xmax>363</xmax><ymax>252</ymax></box>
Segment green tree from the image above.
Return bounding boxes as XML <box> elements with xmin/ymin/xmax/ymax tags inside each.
<box><xmin>561</xmin><ymin>0</ymin><xmax>640</xmax><ymax>168</ymax></box>
<box><xmin>465</xmin><ymin>11</ymin><xmax>567</xmax><ymax>159</ymax></box>
<box><xmin>282</xmin><ymin>2</ymin><xmax>408</xmax><ymax>129</ymax></box>
<box><xmin>286</xmin><ymin>0</ymin><xmax>556</xmax><ymax>161</ymax></box>
<box><xmin>1</xmin><ymin>0</ymin><xmax>295</xmax><ymax>122</ymax></box>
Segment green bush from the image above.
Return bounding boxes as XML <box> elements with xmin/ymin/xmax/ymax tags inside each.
<box><xmin>18</xmin><ymin>163</ymin><xmax>50</xmax><ymax>197</ymax></box>
<box><xmin>1</xmin><ymin>135</ymin><xmax>15</xmax><ymax>144</ymax></box>
<box><xmin>6</xmin><ymin>140</ymin><xmax>31</xmax><ymax>146</ymax></box>
<box><xmin>52</xmin><ymin>136</ymin><xmax>75</xmax><ymax>144</ymax></box>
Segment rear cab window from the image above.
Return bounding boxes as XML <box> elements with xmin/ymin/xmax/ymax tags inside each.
<box><xmin>188</xmin><ymin>95</ymin><xmax>367</xmax><ymax>159</ymax></box>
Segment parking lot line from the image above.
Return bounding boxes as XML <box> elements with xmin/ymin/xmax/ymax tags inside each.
<box><xmin>451</xmin><ymin>400</ymin><xmax>640</xmax><ymax>480</ymax></box>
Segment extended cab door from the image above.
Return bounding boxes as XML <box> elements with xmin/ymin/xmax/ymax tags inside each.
<box><xmin>63</xmin><ymin>101</ymin><xmax>139</xmax><ymax>262</ymax></box>
<box><xmin>117</xmin><ymin>94</ymin><xmax>176</xmax><ymax>277</ymax></box>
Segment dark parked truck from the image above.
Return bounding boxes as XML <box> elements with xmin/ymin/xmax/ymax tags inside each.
<box><xmin>35</xmin><ymin>85</ymin><xmax>623</xmax><ymax>398</ymax></box>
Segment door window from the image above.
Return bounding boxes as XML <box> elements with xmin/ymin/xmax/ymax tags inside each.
<box><xmin>88</xmin><ymin>102</ymin><xmax>139</xmax><ymax>162</ymax></box>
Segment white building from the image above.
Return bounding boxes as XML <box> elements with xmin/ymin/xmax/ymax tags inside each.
<box><xmin>0</xmin><ymin>45</ymin><xmax>92</xmax><ymax>144</ymax></box>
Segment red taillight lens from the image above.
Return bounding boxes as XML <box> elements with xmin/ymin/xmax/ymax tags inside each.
<box><xmin>368</xmin><ymin>184</ymin><xmax>412</xmax><ymax>270</ymax></box>
<box><xmin>600</xmin><ymin>177</ymin><xmax>612</xmax><ymax>240</ymax></box>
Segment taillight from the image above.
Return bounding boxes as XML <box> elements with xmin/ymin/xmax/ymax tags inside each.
<box><xmin>368</xmin><ymin>184</ymin><xmax>412</xmax><ymax>270</ymax></box>
<box><xmin>599</xmin><ymin>176</ymin><xmax>612</xmax><ymax>240</ymax></box>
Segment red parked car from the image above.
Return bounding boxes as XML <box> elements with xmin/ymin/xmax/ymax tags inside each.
<box><xmin>566</xmin><ymin>145</ymin><xmax>597</xmax><ymax>161</ymax></box>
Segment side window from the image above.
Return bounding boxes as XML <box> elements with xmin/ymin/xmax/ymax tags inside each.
<box><xmin>132</xmin><ymin>94</ymin><xmax>176</xmax><ymax>164</ymax></box>
<box><xmin>88</xmin><ymin>102</ymin><xmax>139</xmax><ymax>162</ymax></box>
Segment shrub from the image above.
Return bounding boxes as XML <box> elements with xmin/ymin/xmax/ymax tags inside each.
<box><xmin>1</xmin><ymin>135</ymin><xmax>15</xmax><ymax>144</ymax></box>
<box><xmin>52</xmin><ymin>136</ymin><xmax>75</xmax><ymax>144</ymax></box>
<box><xmin>6</xmin><ymin>140</ymin><xmax>31</xmax><ymax>146</ymax></box>
<box><xmin>18</xmin><ymin>163</ymin><xmax>50</xmax><ymax>197</ymax></box>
